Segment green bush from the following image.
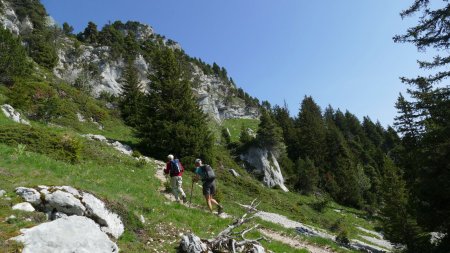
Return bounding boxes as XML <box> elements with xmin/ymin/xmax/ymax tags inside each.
<box><xmin>0</xmin><ymin>125</ymin><xmax>83</xmax><ymax>163</ymax></box>
<box><xmin>310</xmin><ymin>198</ymin><xmax>329</xmax><ymax>213</ymax></box>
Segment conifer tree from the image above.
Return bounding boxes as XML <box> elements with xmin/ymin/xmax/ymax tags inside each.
<box><xmin>296</xmin><ymin>96</ymin><xmax>326</xmax><ymax>167</ymax></box>
<box><xmin>0</xmin><ymin>27</ymin><xmax>31</xmax><ymax>84</ymax></box>
<box><xmin>138</xmin><ymin>48</ymin><xmax>213</xmax><ymax>161</ymax></box>
<box><xmin>256</xmin><ymin>109</ymin><xmax>285</xmax><ymax>156</ymax></box>
<box><xmin>296</xmin><ymin>157</ymin><xmax>319</xmax><ymax>194</ymax></box>
<box><xmin>119</xmin><ymin>58</ymin><xmax>143</xmax><ymax>127</ymax></box>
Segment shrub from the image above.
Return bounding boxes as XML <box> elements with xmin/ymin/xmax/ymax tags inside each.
<box><xmin>310</xmin><ymin>198</ymin><xmax>329</xmax><ymax>213</ymax></box>
<box><xmin>0</xmin><ymin>125</ymin><xmax>83</xmax><ymax>163</ymax></box>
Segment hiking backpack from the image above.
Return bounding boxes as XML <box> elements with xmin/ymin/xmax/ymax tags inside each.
<box><xmin>201</xmin><ymin>164</ymin><xmax>216</xmax><ymax>180</ymax></box>
<box><xmin>170</xmin><ymin>159</ymin><xmax>181</xmax><ymax>174</ymax></box>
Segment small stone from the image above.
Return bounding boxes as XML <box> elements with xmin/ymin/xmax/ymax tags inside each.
<box><xmin>12</xmin><ymin>202</ymin><xmax>35</xmax><ymax>212</ymax></box>
<box><xmin>0</xmin><ymin>189</ymin><xmax>6</xmax><ymax>197</ymax></box>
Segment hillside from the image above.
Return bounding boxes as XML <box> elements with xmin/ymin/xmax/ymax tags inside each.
<box><xmin>0</xmin><ymin>0</ymin><xmax>401</xmax><ymax>252</ymax></box>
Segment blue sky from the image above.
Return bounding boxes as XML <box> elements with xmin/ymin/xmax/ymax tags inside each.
<box><xmin>41</xmin><ymin>0</ymin><xmax>427</xmax><ymax>127</ymax></box>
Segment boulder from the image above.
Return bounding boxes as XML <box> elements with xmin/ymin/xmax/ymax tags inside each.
<box><xmin>12</xmin><ymin>202</ymin><xmax>35</xmax><ymax>212</ymax></box>
<box><xmin>82</xmin><ymin>192</ymin><xmax>124</xmax><ymax>239</ymax></box>
<box><xmin>240</xmin><ymin>147</ymin><xmax>288</xmax><ymax>192</ymax></box>
<box><xmin>1</xmin><ymin>104</ymin><xmax>30</xmax><ymax>125</ymax></box>
<box><xmin>180</xmin><ymin>233</ymin><xmax>208</xmax><ymax>253</ymax></box>
<box><xmin>11</xmin><ymin>215</ymin><xmax>119</xmax><ymax>253</ymax></box>
<box><xmin>15</xmin><ymin>187</ymin><xmax>42</xmax><ymax>206</ymax></box>
<box><xmin>44</xmin><ymin>190</ymin><xmax>86</xmax><ymax>216</ymax></box>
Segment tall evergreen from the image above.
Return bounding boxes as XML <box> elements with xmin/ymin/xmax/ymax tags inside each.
<box><xmin>389</xmin><ymin>1</ymin><xmax>450</xmax><ymax>251</ymax></box>
<box><xmin>0</xmin><ymin>27</ymin><xmax>31</xmax><ymax>84</ymax></box>
<box><xmin>119</xmin><ymin>58</ymin><xmax>143</xmax><ymax>127</ymax></box>
<box><xmin>296</xmin><ymin>96</ymin><xmax>326</xmax><ymax>167</ymax></box>
<box><xmin>138</xmin><ymin>48</ymin><xmax>213</xmax><ymax>161</ymax></box>
<box><xmin>256</xmin><ymin>109</ymin><xmax>285</xmax><ymax>155</ymax></box>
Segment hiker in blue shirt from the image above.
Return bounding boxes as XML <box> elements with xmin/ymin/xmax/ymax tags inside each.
<box><xmin>193</xmin><ymin>158</ymin><xmax>223</xmax><ymax>214</ymax></box>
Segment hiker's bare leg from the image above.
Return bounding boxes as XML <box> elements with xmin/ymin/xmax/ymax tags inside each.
<box><xmin>205</xmin><ymin>195</ymin><xmax>213</xmax><ymax>212</ymax></box>
<box><xmin>210</xmin><ymin>197</ymin><xmax>219</xmax><ymax>206</ymax></box>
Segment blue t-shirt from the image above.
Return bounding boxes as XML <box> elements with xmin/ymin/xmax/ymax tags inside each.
<box><xmin>195</xmin><ymin>166</ymin><xmax>207</xmax><ymax>181</ymax></box>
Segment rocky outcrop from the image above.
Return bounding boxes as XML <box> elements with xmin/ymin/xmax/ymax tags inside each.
<box><xmin>180</xmin><ymin>234</ymin><xmax>208</xmax><ymax>253</ymax></box>
<box><xmin>14</xmin><ymin>185</ymin><xmax>124</xmax><ymax>239</ymax></box>
<box><xmin>191</xmin><ymin>64</ymin><xmax>259</xmax><ymax>121</ymax></box>
<box><xmin>0</xmin><ymin>0</ymin><xmax>33</xmax><ymax>35</ymax></box>
<box><xmin>82</xmin><ymin>134</ymin><xmax>133</xmax><ymax>156</ymax></box>
<box><xmin>12</xmin><ymin>215</ymin><xmax>119</xmax><ymax>253</ymax></box>
<box><xmin>1</xmin><ymin>104</ymin><xmax>31</xmax><ymax>125</ymax></box>
<box><xmin>240</xmin><ymin>147</ymin><xmax>288</xmax><ymax>192</ymax></box>
<box><xmin>82</xmin><ymin>192</ymin><xmax>124</xmax><ymax>239</ymax></box>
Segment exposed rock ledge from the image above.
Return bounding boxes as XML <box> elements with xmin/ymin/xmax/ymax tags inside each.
<box><xmin>1</xmin><ymin>104</ymin><xmax>30</xmax><ymax>125</ymax></box>
<box><xmin>240</xmin><ymin>147</ymin><xmax>288</xmax><ymax>192</ymax></box>
<box><xmin>14</xmin><ymin>185</ymin><xmax>124</xmax><ymax>239</ymax></box>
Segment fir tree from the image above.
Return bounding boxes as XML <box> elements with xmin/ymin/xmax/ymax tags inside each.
<box><xmin>0</xmin><ymin>27</ymin><xmax>31</xmax><ymax>84</ymax></box>
<box><xmin>119</xmin><ymin>58</ymin><xmax>143</xmax><ymax>127</ymax></box>
<box><xmin>256</xmin><ymin>109</ymin><xmax>285</xmax><ymax>156</ymax></box>
<box><xmin>138</xmin><ymin>48</ymin><xmax>213</xmax><ymax>161</ymax></box>
<box><xmin>296</xmin><ymin>96</ymin><xmax>326</xmax><ymax>167</ymax></box>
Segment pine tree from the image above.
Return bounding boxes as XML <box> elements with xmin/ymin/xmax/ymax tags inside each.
<box><xmin>138</xmin><ymin>48</ymin><xmax>213</xmax><ymax>161</ymax></box>
<box><xmin>62</xmin><ymin>22</ymin><xmax>74</xmax><ymax>36</ymax></box>
<box><xmin>295</xmin><ymin>96</ymin><xmax>326</xmax><ymax>167</ymax></box>
<box><xmin>392</xmin><ymin>1</ymin><xmax>450</xmax><ymax>250</ymax></box>
<box><xmin>0</xmin><ymin>27</ymin><xmax>31</xmax><ymax>84</ymax></box>
<box><xmin>119</xmin><ymin>58</ymin><xmax>143</xmax><ymax>127</ymax></box>
<box><xmin>296</xmin><ymin>157</ymin><xmax>319</xmax><ymax>194</ymax></box>
<box><xmin>256</xmin><ymin>109</ymin><xmax>285</xmax><ymax>156</ymax></box>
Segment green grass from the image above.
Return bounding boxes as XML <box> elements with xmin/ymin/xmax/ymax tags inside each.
<box><xmin>222</xmin><ymin>118</ymin><xmax>259</xmax><ymax>142</ymax></box>
<box><xmin>0</xmin><ymin>85</ymin><xmax>384</xmax><ymax>252</ymax></box>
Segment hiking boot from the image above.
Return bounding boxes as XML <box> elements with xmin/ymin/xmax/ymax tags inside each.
<box><xmin>217</xmin><ymin>205</ymin><xmax>223</xmax><ymax>215</ymax></box>
<box><xmin>181</xmin><ymin>195</ymin><xmax>187</xmax><ymax>203</ymax></box>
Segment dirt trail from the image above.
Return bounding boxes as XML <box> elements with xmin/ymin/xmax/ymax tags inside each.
<box><xmin>259</xmin><ymin>229</ymin><xmax>336</xmax><ymax>253</ymax></box>
<box><xmin>153</xmin><ymin>160</ymin><xmax>230</xmax><ymax>218</ymax></box>
<box><xmin>152</xmin><ymin>160</ymin><xmax>338</xmax><ymax>253</ymax></box>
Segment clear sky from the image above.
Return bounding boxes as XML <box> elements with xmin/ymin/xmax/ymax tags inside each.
<box><xmin>41</xmin><ymin>0</ymin><xmax>427</xmax><ymax>127</ymax></box>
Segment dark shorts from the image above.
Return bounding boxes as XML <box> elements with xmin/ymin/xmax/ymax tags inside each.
<box><xmin>202</xmin><ymin>179</ymin><xmax>216</xmax><ymax>196</ymax></box>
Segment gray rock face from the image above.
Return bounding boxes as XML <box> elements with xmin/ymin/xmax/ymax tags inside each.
<box><xmin>43</xmin><ymin>190</ymin><xmax>86</xmax><ymax>216</ymax></box>
<box><xmin>180</xmin><ymin>233</ymin><xmax>208</xmax><ymax>253</ymax></box>
<box><xmin>82</xmin><ymin>192</ymin><xmax>124</xmax><ymax>239</ymax></box>
<box><xmin>14</xmin><ymin>185</ymin><xmax>124</xmax><ymax>240</ymax></box>
<box><xmin>191</xmin><ymin>64</ymin><xmax>259</xmax><ymax>121</ymax></box>
<box><xmin>1</xmin><ymin>104</ymin><xmax>30</xmax><ymax>125</ymax></box>
<box><xmin>15</xmin><ymin>187</ymin><xmax>41</xmax><ymax>205</ymax></box>
<box><xmin>12</xmin><ymin>215</ymin><xmax>119</xmax><ymax>253</ymax></box>
<box><xmin>82</xmin><ymin>134</ymin><xmax>133</xmax><ymax>156</ymax></box>
<box><xmin>240</xmin><ymin>147</ymin><xmax>288</xmax><ymax>192</ymax></box>
<box><xmin>12</xmin><ymin>202</ymin><xmax>35</xmax><ymax>212</ymax></box>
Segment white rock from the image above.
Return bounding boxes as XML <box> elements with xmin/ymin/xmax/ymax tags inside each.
<box><xmin>240</xmin><ymin>147</ymin><xmax>288</xmax><ymax>192</ymax></box>
<box><xmin>140</xmin><ymin>215</ymin><xmax>146</xmax><ymax>224</ymax></box>
<box><xmin>180</xmin><ymin>233</ymin><xmax>208</xmax><ymax>253</ymax></box>
<box><xmin>0</xmin><ymin>189</ymin><xmax>6</xmax><ymax>197</ymax></box>
<box><xmin>44</xmin><ymin>190</ymin><xmax>86</xmax><ymax>216</ymax></box>
<box><xmin>53</xmin><ymin>186</ymin><xmax>82</xmax><ymax>198</ymax></box>
<box><xmin>11</xmin><ymin>215</ymin><xmax>119</xmax><ymax>253</ymax></box>
<box><xmin>1</xmin><ymin>104</ymin><xmax>30</xmax><ymax>125</ymax></box>
<box><xmin>15</xmin><ymin>187</ymin><xmax>41</xmax><ymax>205</ymax></box>
<box><xmin>12</xmin><ymin>202</ymin><xmax>35</xmax><ymax>212</ymax></box>
<box><xmin>76</xmin><ymin>112</ymin><xmax>86</xmax><ymax>122</ymax></box>
<box><xmin>229</xmin><ymin>169</ymin><xmax>240</xmax><ymax>177</ymax></box>
<box><xmin>109</xmin><ymin>141</ymin><xmax>133</xmax><ymax>156</ymax></box>
<box><xmin>6</xmin><ymin>215</ymin><xmax>16</xmax><ymax>222</ymax></box>
<box><xmin>82</xmin><ymin>192</ymin><xmax>124</xmax><ymax>239</ymax></box>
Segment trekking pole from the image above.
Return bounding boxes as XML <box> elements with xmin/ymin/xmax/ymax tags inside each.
<box><xmin>189</xmin><ymin>178</ymin><xmax>194</xmax><ymax>207</ymax></box>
